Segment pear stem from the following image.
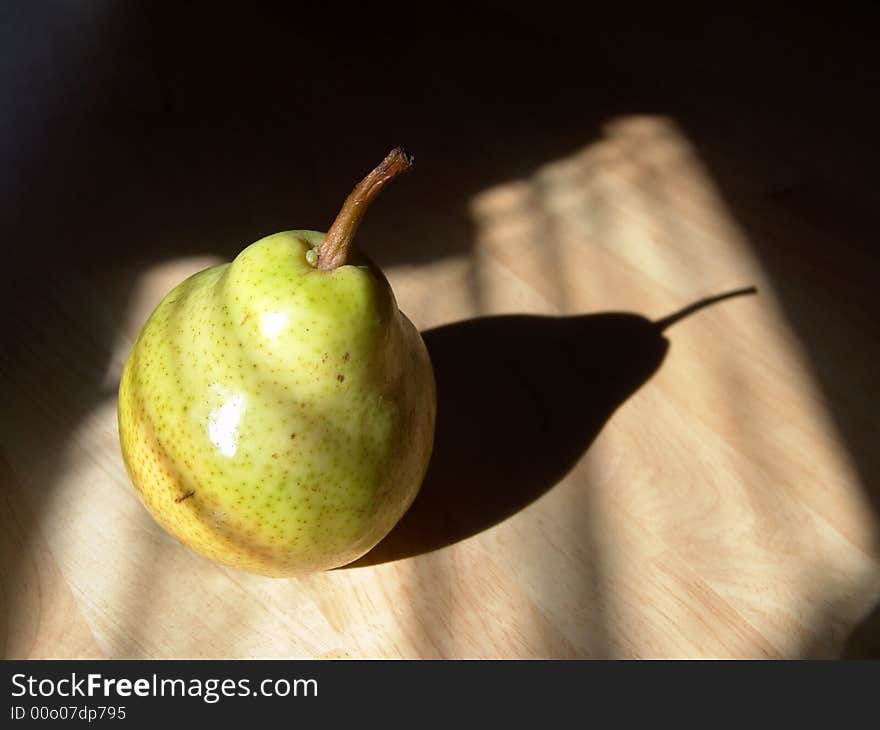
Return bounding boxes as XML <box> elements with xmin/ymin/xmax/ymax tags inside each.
<box><xmin>316</xmin><ymin>147</ymin><xmax>414</xmax><ymax>270</ymax></box>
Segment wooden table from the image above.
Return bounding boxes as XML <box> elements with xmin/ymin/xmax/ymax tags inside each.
<box><xmin>2</xmin><ymin>5</ymin><xmax>879</xmax><ymax>659</ymax></box>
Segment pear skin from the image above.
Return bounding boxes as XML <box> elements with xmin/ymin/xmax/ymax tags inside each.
<box><xmin>117</xmin><ymin>151</ymin><xmax>436</xmax><ymax>576</ymax></box>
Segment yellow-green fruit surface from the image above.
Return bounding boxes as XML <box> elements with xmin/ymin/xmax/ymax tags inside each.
<box><xmin>117</xmin><ymin>231</ymin><xmax>436</xmax><ymax>576</ymax></box>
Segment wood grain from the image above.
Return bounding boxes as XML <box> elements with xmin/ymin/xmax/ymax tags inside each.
<box><xmin>2</xmin><ymin>4</ymin><xmax>878</xmax><ymax>658</ymax></box>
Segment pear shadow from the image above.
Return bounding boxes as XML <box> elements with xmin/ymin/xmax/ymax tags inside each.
<box><xmin>349</xmin><ymin>288</ymin><xmax>756</xmax><ymax>568</ymax></box>
<box><xmin>348</xmin><ymin>311</ymin><xmax>665</xmax><ymax>567</ymax></box>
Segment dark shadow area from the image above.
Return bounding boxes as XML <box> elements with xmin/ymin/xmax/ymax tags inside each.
<box><xmin>350</xmin><ymin>312</ymin><xmax>669</xmax><ymax>566</ymax></box>
<box><xmin>842</xmin><ymin>604</ymin><xmax>880</xmax><ymax>660</ymax></box>
<box><xmin>351</xmin><ymin>289</ymin><xmax>755</xmax><ymax>567</ymax></box>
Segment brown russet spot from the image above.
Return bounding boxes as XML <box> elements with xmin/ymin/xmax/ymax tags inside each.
<box><xmin>272</xmin><ymin>453</ymin><xmax>279</xmax><ymax>459</ymax></box>
<box><xmin>290</xmin><ymin>433</ymin><xmax>296</xmax><ymax>440</ymax></box>
<box><xmin>175</xmin><ymin>490</ymin><xmax>195</xmax><ymax>504</ymax></box>
<box><xmin>343</xmin><ymin>352</ymin><xmax>350</xmax><ymax>361</ymax></box>
<box><xmin>337</xmin><ymin>374</ymin><xmax>345</xmax><ymax>382</ymax></box>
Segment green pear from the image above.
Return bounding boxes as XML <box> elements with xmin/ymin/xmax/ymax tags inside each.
<box><xmin>117</xmin><ymin>149</ymin><xmax>436</xmax><ymax>577</ymax></box>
